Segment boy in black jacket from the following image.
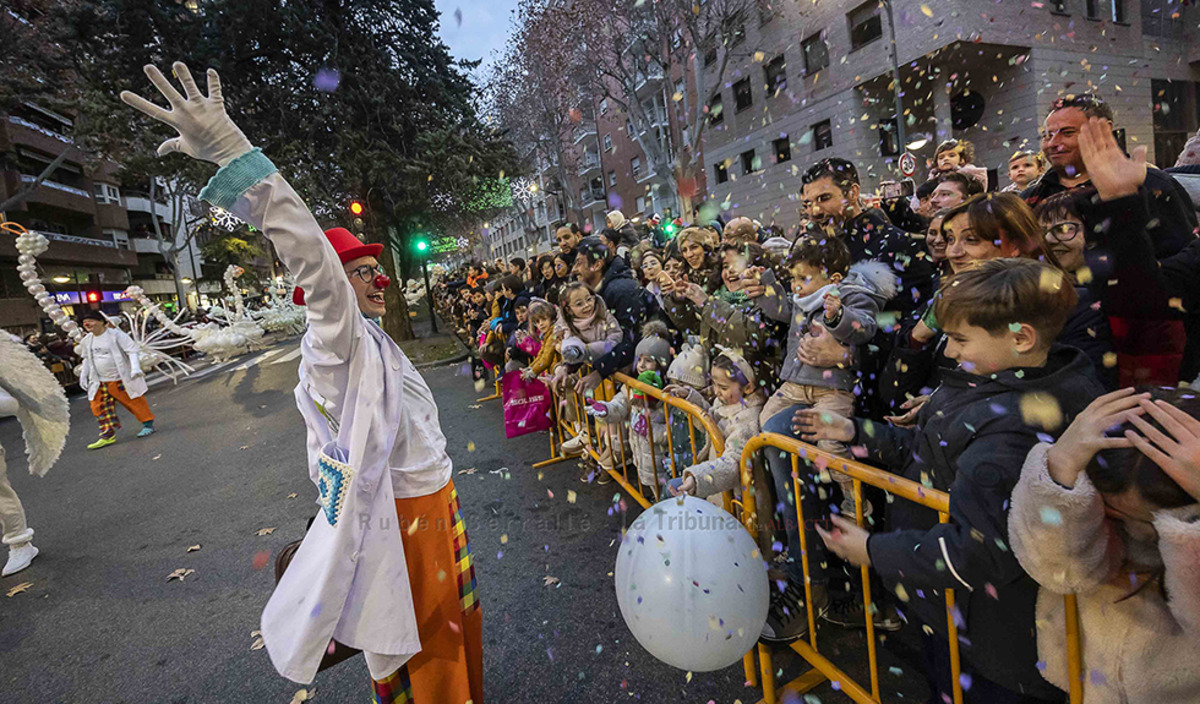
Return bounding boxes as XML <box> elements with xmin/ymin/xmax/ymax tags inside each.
<box><xmin>795</xmin><ymin>258</ymin><xmax>1104</xmax><ymax>703</ymax></box>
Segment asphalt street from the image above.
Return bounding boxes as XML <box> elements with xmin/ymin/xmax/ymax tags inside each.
<box><xmin>0</xmin><ymin>338</ymin><xmax>928</xmax><ymax>704</ymax></box>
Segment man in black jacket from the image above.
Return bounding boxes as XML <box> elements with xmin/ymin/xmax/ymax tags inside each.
<box><xmin>1022</xmin><ymin>92</ymin><xmax>1197</xmax><ymax>259</ymax></box>
<box><xmin>571</xmin><ymin>236</ymin><xmax>647</xmax><ymax>394</ymax></box>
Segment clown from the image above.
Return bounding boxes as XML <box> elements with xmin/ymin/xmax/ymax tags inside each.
<box><xmin>78</xmin><ymin>310</ymin><xmax>156</xmax><ymax>449</ymax></box>
<box><xmin>120</xmin><ymin>62</ymin><xmax>482</xmax><ymax>702</ymax></box>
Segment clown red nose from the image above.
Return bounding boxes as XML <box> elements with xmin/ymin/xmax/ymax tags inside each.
<box><xmin>373</xmin><ymin>274</ymin><xmax>391</xmax><ymax>290</ymax></box>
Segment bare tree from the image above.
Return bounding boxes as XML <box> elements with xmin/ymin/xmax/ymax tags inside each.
<box><xmin>146</xmin><ymin>177</ymin><xmax>207</xmax><ymax>310</ymax></box>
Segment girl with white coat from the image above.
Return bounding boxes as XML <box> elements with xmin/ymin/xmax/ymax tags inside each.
<box><xmin>120</xmin><ymin>62</ymin><xmax>482</xmax><ymax>703</ymax></box>
<box><xmin>77</xmin><ymin>310</ymin><xmax>154</xmax><ymax>449</ymax></box>
<box><xmin>1009</xmin><ymin>388</ymin><xmax>1200</xmax><ymax>704</ymax></box>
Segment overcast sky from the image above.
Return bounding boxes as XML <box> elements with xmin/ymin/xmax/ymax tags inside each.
<box><xmin>434</xmin><ymin>0</ymin><xmax>519</xmax><ymax>80</ymax></box>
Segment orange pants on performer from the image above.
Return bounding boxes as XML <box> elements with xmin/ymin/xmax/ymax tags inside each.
<box><xmin>371</xmin><ymin>479</ymin><xmax>483</xmax><ymax>704</ymax></box>
<box><xmin>90</xmin><ymin>381</ymin><xmax>154</xmax><ymax>439</ymax></box>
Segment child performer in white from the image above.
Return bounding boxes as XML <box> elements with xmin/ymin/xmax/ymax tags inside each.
<box><xmin>121</xmin><ymin>62</ymin><xmax>481</xmax><ymax>703</ymax></box>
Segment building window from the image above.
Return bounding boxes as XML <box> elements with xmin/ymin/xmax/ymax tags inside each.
<box><xmin>631</xmin><ymin>156</ymin><xmax>642</xmax><ymax>179</ymax></box>
<box><xmin>1112</xmin><ymin>0</ymin><xmax>1126</xmax><ymax>22</ymax></box>
<box><xmin>93</xmin><ymin>182</ymin><xmax>121</xmax><ymax>205</ymax></box>
<box><xmin>812</xmin><ymin>119</ymin><xmax>833</xmax><ymax>151</ymax></box>
<box><xmin>714</xmin><ymin>160</ymin><xmax>729</xmax><ymax>184</ymax></box>
<box><xmin>763</xmin><ymin>56</ymin><xmax>787</xmax><ymax>95</ymax></box>
<box><xmin>708</xmin><ymin>93</ymin><xmax>724</xmax><ymax>125</ymax></box>
<box><xmin>730</xmin><ymin>12</ymin><xmax>746</xmax><ymax>46</ymax></box>
<box><xmin>1085</xmin><ymin>0</ymin><xmax>1099</xmax><ymax>18</ymax></box>
<box><xmin>733</xmin><ymin>78</ymin><xmax>753</xmax><ymax>112</ymax></box>
<box><xmin>603</xmin><ymin>134</ymin><xmax>613</xmax><ymax>151</ymax></box>
<box><xmin>608</xmin><ymin>170</ymin><xmax>617</xmax><ymax>187</ymax></box>
<box><xmin>879</xmin><ymin>117</ymin><xmax>901</xmax><ymax>156</ymax></box>
<box><xmin>740</xmin><ymin>149</ymin><xmax>758</xmax><ymax>174</ymax></box>
<box><xmin>636</xmin><ymin>196</ymin><xmax>647</xmax><ymax>212</ymax></box>
<box><xmin>1143</xmin><ymin>0</ymin><xmax>1187</xmax><ymax>39</ymax></box>
<box><xmin>801</xmin><ymin>33</ymin><xmax>829</xmax><ymax>74</ymax></box>
<box><xmin>1152</xmin><ymin>78</ymin><xmax>1194</xmax><ymax>167</ymax></box>
<box><xmin>600</xmin><ymin>98</ymin><xmax>608</xmax><ymax>114</ymax></box>
<box><xmin>848</xmin><ymin>0</ymin><xmax>883</xmax><ymax>50</ymax></box>
<box><xmin>773</xmin><ymin>136</ymin><xmax>791</xmax><ymax>163</ymax></box>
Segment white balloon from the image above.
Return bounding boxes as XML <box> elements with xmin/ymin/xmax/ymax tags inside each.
<box><xmin>28</xmin><ymin>283</ymin><xmax>46</xmax><ymax>296</ymax></box>
<box><xmin>17</xmin><ymin>254</ymin><xmax>35</xmax><ymax>266</ymax></box>
<box><xmin>614</xmin><ymin>495</ymin><xmax>769</xmax><ymax>673</ymax></box>
<box><xmin>18</xmin><ymin>270</ymin><xmax>38</xmax><ymax>282</ymax></box>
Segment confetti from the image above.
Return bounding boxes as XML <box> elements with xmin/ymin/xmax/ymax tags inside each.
<box><xmin>6</xmin><ymin>582</ymin><xmax>33</xmax><ymax>597</ymax></box>
<box><xmin>186</xmin><ymin>544</ymin><xmax>202</xmax><ymax>552</ymax></box>
<box><xmin>252</xmin><ymin>551</ymin><xmax>271</xmax><ymax>570</ymax></box>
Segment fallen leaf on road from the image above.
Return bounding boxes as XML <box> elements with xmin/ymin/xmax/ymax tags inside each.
<box><xmin>467</xmin><ymin>404</ymin><xmax>481</xmax><ymax>409</ymax></box>
<box><xmin>166</xmin><ymin>568</ymin><xmax>196</xmax><ymax>582</ymax></box>
<box><xmin>6</xmin><ymin>582</ymin><xmax>33</xmax><ymax>597</ymax></box>
<box><xmin>458</xmin><ymin>467</ymin><xmax>477</xmax><ymax>475</ymax></box>
<box><xmin>152</xmin><ymin>454</ymin><xmax>162</xmax><ymax>461</ymax></box>
<box><xmin>543</xmin><ymin>576</ymin><xmax>560</xmax><ymax>587</ymax></box>
<box><xmin>289</xmin><ymin>688</ymin><xmax>312</xmax><ymax>703</ymax></box>
<box><xmin>255</xmin><ymin>527</ymin><xmax>276</xmax><ymax>536</ymax></box>
<box><xmin>239</xmin><ymin>445</ymin><xmax>249</xmax><ymax>451</ymax></box>
<box><xmin>258</xmin><ymin>404</ymin><xmax>267</xmax><ymax>409</ymax></box>
<box><xmin>186</xmin><ymin>544</ymin><xmax>201</xmax><ymax>552</ymax></box>
<box><xmin>287</xmin><ymin>493</ymin><xmax>298</xmax><ymax>499</ymax></box>
<box><xmin>251</xmin><ymin>629</ymin><xmax>261</xmax><ymax>637</ymax></box>
<box><xmin>251</xmin><ymin>636</ymin><xmax>265</xmax><ymax>650</ymax></box>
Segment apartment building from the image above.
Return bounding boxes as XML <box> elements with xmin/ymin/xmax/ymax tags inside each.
<box><xmin>701</xmin><ymin>0</ymin><xmax>1199</xmax><ymax>231</ymax></box>
<box><xmin>1</xmin><ymin>104</ymin><xmax>222</xmax><ymax>335</ymax></box>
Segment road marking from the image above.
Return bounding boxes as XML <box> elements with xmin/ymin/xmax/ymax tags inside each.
<box><xmin>232</xmin><ymin>347</ymin><xmax>285</xmax><ymax>371</ymax></box>
<box><xmin>269</xmin><ymin>347</ymin><xmax>303</xmax><ymax>365</ymax></box>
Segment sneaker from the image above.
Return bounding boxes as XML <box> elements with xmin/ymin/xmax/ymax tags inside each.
<box><xmin>561</xmin><ymin>433</ymin><xmax>587</xmax><ymax>454</ymax></box>
<box><xmin>596</xmin><ymin>469</ymin><xmax>614</xmax><ymax>485</ymax></box>
<box><xmin>87</xmin><ymin>437</ymin><xmax>116</xmax><ymax>450</ymax></box>
<box><xmin>577</xmin><ymin>461</ymin><xmax>596</xmax><ymax>483</ymax></box>
<box><xmin>2</xmin><ymin>543</ymin><xmax>39</xmax><ymax>577</ymax></box>
<box><xmin>137</xmin><ymin>424</ymin><xmax>155</xmax><ymax>438</ymax></box>
<box><xmin>760</xmin><ymin>582</ymin><xmax>829</xmax><ymax>643</ymax></box>
<box><xmin>821</xmin><ymin>594</ymin><xmax>902</xmax><ymax>631</ymax></box>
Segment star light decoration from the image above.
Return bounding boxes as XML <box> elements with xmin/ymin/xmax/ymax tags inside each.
<box><xmin>210</xmin><ymin>205</ymin><xmax>245</xmax><ymax>232</ymax></box>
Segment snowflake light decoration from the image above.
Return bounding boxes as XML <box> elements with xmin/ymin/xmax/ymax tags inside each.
<box><xmin>210</xmin><ymin>206</ymin><xmax>245</xmax><ymax>231</ymax></box>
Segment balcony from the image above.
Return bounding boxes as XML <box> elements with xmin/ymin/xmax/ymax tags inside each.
<box><xmin>580</xmin><ymin>154</ymin><xmax>602</xmax><ymax>176</ymax></box>
<box><xmin>580</xmin><ymin>189</ymin><xmax>606</xmax><ymax>208</ymax></box>
<box><xmin>0</xmin><ymin>228</ymin><xmax>138</xmax><ymax>267</ymax></box>
<box><xmin>635</xmin><ymin>67</ymin><xmax>665</xmax><ymax>95</ymax></box>
<box><xmin>8</xmin><ymin>115</ymin><xmax>72</xmax><ymax>144</ymax></box>
<box><xmin>573</xmin><ymin>125</ymin><xmax>598</xmax><ymax>145</ymax></box>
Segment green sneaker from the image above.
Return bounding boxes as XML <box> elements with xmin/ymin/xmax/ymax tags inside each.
<box><xmin>87</xmin><ymin>437</ymin><xmax>116</xmax><ymax>450</ymax></box>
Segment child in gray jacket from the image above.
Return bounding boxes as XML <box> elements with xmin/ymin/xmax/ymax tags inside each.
<box><xmin>752</xmin><ymin>236</ymin><xmax>896</xmax><ymax>512</ymax></box>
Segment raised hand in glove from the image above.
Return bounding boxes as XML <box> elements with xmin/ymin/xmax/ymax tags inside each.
<box><xmin>120</xmin><ymin>62</ymin><xmax>253</xmax><ymax>167</ymax></box>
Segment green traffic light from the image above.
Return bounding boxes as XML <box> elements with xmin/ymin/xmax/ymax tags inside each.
<box><xmin>663</xmin><ymin>223</ymin><xmax>677</xmax><ymax>236</ymax></box>
<box><xmin>416</xmin><ymin>240</ymin><xmax>429</xmax><ymax>252</ymax></box>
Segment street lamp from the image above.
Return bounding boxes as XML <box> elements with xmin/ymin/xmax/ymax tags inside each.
<box><xmin>882</xmin><ymin>0</ymin><xmax>907</xmax><ymax>156</ymax></box>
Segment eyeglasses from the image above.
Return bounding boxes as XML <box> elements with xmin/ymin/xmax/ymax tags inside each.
<box><xmin>1043</xmin><ymin>221</ymin><xmax>1081</xmax><ymax>243</ymax></box>
<box><xmin>347</xmin><ymin>264</ymin><xmax>386</xmax><ymax>283</ymax></box>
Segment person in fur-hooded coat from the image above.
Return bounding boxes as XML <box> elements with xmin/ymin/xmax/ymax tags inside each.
<box><xmin>0</xmin><ymin>334</ymin><xmax>70</xmax><ymax>576</ymax></box>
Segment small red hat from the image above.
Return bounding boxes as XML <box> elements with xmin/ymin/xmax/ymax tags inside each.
<box><xmin>293</xmin><ymin>228</ymin><xmax>384</xmax><ymax>305</ymax></box>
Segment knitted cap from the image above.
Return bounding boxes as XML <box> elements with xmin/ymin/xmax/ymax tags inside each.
<box><xmin>634</xmin><ymin>320</ymin><xmax>673</xmax><ymax>369</ymax></box>
<box><xmin>666</xmin><ymin>342</ymin><xmax>708</xmax><ymax>388</ymax></box>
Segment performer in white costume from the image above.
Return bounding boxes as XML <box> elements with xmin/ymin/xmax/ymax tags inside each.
<box><xmin>121</xmin><ymin>63</ymin><xmax>482</xmax><ymax>703</ymax></box>
<box><xmin>77</xmin><ymin>310</ymin><xmax>156</xmax><ymax>450</ymax></box>
<box><xmin>0</xmin><ymin>334</ymin><xmax>70</xmax><ymax>576</ymax></box>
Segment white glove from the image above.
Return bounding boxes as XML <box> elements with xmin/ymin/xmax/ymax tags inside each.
<box><xmin>585</xmin><ymin>401</ymin><xmax>609</xmax><ymax>418</ymax></box>
<box><xmin>120</xmin><ymin>62</ymin><xmax>253</xmax><ymax>167</ymax></box>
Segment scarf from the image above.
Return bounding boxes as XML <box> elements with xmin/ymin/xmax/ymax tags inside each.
<box><xmin>793</xmin><ymin>283</ymin><xmax>839</xmax><ymax>314</ymax></box>
<box><xmin>714</xmin><ymin>286</ymin><xmax>750</xmax><ymax>306</ymax></box>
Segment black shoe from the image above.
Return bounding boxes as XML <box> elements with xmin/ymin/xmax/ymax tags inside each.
<box><xmin>821</xmin><ymin>594</ymin><xmax>903</xmax><ymax>631</ymax></box>
<box><xmin>759</xmin><ymin>582</ymin><xmax>829</xmax><ymax>643</ymax></box>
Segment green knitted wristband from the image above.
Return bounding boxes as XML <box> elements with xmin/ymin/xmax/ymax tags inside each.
<box><xmin>198</xmin><ymin>148</ymin><xmax>278</xmax><ymax>210</ymax></box>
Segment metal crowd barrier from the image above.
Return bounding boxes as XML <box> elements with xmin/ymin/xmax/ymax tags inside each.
<box><xmin>530</xmin><ymin>362</ymin><xmax>761</xmax><ymax>689</ymax></box>
<box><xmin>739</xmin><ymin>432</ymin><xmax>1084</xmax><ymax>704</ymax></box>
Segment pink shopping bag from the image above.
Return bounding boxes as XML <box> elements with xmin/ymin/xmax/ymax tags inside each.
<box><xmin>502</xmin><ymin>370</ymin><xmax>553</xmax><ymax>439</ymax></box>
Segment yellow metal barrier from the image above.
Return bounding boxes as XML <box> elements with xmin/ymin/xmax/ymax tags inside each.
<box><xmin>739</xmin><ymin>433</ymin><xmax>1085</xmax><ymax>704</ymax></box>
<box><xmin>528</xmin><ymin>361</ymin><xmax>761</xmax><ymax>687</ymax></box>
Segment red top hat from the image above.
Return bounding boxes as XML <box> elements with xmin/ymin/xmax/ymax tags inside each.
<box><xmin>293</xmin><ymin>228</ymin><xmax>384</xmax><ymax>305</ymax></box>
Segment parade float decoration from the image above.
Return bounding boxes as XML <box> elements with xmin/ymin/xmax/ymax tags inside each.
<box><xmin>258</xmin><ymin>276</ymin><xmax>307</xmax><ymax>336</ymax></box>
<box><xmin>117</xmin><ymin>290</ymin><xmax>196</xmax><ymax>381</ymax></box>
<box><xmin>9</xmin><ymin>223</ymin><xmax>85</xmax><ymax>347</ymax></box>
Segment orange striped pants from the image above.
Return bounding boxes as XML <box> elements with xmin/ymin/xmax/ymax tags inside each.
<box><xmin>371</xmin><ymin>479</ymin><xmax>483</xmax><ymax>704</ymax></box>
<box><xmin>90</xmin><ymin>381</ymin><xmax>154</xmax><ymax>439</ymax></box>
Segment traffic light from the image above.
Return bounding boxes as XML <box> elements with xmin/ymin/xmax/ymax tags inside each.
<box><xmin>349</xmin><ymin>201</ymin><xmax>364</xmax><ymax>216</ymax></box>
<box><xmin>415</xmin><ymin>238</ymin><xmax>429</xmax><ymax>253</ymax></box>
<box><xmin>663</xmin><ymin>222</ymin><xmax>677</xmax><ymax>237</ymax></box>
<box><xmin>86</xmin><ymin>291</ymin><xmax>100</xmax><ymax>303</ymax></box>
